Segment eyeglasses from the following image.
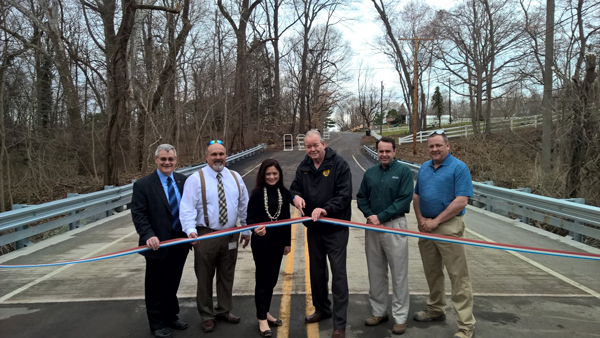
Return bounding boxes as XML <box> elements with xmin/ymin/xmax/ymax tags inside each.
<box><xmin>207</xmin><ymin>140</ymin><xmax>224</xmax><ymax>146</ymax></box>
<box><xmin>158</xmin><ymin>157</ymin><xmax>176</xmax><ymax>162</ymax></box>
<box><xmin>428</xmin><ymin>129</ymin><xmax>445</xmax><ymax>137</ymax></box>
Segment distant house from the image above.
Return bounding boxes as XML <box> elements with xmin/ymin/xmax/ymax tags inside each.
<box><xmin>386</xmin><ymin>114</ymin><xmax>406</xmax><ymax>125</ymax></box>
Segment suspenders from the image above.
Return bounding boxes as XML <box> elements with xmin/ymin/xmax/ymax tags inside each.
<box><xmin>197</xmin><ymin>169</ymin><xmax>241</xmax><ymax>226</ymax></box>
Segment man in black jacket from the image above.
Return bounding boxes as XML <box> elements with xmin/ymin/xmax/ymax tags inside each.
<box><xmin>290</xmin><ymin>130</ymin><xmax>352</xmax><ymax>338</ymax></box>
<box><xmin>131</xmin><ymin>144</ymin><xmax>190</xmax><ymax>338</ymax></box>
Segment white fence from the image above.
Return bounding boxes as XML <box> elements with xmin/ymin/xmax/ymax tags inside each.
<box><xmin>399</xmin><ymin>115</ymin><xmax>544</xmax><ymax>144</ymax></box>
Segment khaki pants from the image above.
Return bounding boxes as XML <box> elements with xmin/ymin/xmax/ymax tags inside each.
<box><xmin>365</xmin><ymin>216</ymin><xmax>410</xmax><ymax>324</ymax></box>
<box><xmin>418</xmin><ymin>215</ymin><xmax>475</xmax><ymax>331</ymax></box>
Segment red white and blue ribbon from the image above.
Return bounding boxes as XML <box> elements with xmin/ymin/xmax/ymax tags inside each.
<box><xmin>1</xmin><ymin>216</ymin><xmax>599</xmax><ymax>268</ymax></box>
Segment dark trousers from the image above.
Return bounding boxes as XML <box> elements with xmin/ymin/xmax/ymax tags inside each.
<box><xmin>307</xmin><ymin>226</ymin><xmax>349</xmax><ymax>330</ymax></box>
<box><xmin>194</xmin><ymin>227</ymin><xmax>240</xmax><ymax>320</ymax></box>
<box><xmin>251</xmin><ymin>234</ymin><xmax>285</xmax><ymax>320</ymax></box>
<box><xmin>144</xmin><ymin>240</ymin><xmax>189</xmax><ymax>331</ymax></box>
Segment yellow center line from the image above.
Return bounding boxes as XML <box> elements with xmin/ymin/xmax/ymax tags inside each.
<box><xmin>305</xmin><ymin>226</ymin><xmax>319</xmax><ymax>338</ymax></box>
<box><xmin>278</xmin><ymin>210</ymin><xmax>298</xmax><ymax>338</ymax></box>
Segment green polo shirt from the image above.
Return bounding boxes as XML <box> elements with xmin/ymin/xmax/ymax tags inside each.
<box><xmin>357</xmin><ymin>159</ymin><xmax>414</xmax><ymax>223</ymax></box>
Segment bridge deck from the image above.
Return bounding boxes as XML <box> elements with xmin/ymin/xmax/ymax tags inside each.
<box><xmin>1</xmin><ymin>203</ymin><xmax>599</xmax><ymax>338</ymax></box>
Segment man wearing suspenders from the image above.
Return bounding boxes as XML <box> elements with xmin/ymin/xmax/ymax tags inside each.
<box><xmin>179</xmin><ymin>140</ymin><xmax>250</xmax><ymax>333</ymax></box>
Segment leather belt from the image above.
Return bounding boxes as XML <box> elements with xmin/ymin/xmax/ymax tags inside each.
<box><xmin>196</xmin><ymin>226</ymin><xmax>217</xmax><ymax>233</ymax></box>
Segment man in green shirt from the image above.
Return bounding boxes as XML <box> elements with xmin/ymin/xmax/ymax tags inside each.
<box><xmin>357</xmin><ymin>136</ymin><xmax>414</xmax><ymax>335</ymax></box>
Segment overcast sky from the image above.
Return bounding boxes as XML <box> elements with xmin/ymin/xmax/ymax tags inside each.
<box><xmin>334</xmin><ymin>0</ymin><xmax>457</xmax><ymax>97</ymax></box>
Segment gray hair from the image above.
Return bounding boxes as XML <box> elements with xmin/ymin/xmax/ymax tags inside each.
<box><xmin>305</xmin><ymin>130</ymin><xmax>324</xmax><ymax>143</ymax></box>
<box><xmin>155</xmin><ymin>144</ymin><xmax>177</xmax><ymax>157</ymax></box>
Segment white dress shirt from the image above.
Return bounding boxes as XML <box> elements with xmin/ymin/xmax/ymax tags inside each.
<box><xmin>180</xmin><ymin>166</ymin><xmax>249</xmax><ymax>236</ymax></box>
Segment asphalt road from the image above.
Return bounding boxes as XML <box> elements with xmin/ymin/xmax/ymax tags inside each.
<box><xmin>1</xmin><ymin>131</ymin><xmax>599</xmax><ymax>338</ymax></box>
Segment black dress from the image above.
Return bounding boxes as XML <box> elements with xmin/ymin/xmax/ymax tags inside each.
<box><xmin>247</xmin><ymin>184</ymin><xmax>292</xmax><ymax>320</ymax></box>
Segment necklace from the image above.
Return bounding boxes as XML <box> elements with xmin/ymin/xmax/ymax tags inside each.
<box><xmin>264</xmin><ymin>187</ymin><xmax>283</xmax><ymax>221</ymax></box>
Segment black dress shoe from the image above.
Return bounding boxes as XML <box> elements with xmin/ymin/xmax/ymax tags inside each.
<box><xmin>267</xmin><ymin>318</ymin><xmax>283</xmax><ymax>326</ymax></box>
<box><xmin>332</xmin><ymin>329</ymin><xmax>345</xmax><ymax>338</ymax></box>
<box><xmin>216</xmin><ymin>312</ymin><xmax>241</xmax><ymax>324</ymax></box>
<box><xmin>305</xmin><ymin>312</ymin><xmax>332</xmax><ymax>323</ymax></box>
<box><xmin>168</xmin><ymin>319</ymin><xmax>188</xmax><ymax>330</ymax></box>
<box><xmin>259</xmin><ymin>325</ymin><xmax>273</xmax><ymax>337</ymax></box>
<box><xmin>151</xmin><ymin>328</ymin><xmax>173</xmax><ymax>338</ymax></box>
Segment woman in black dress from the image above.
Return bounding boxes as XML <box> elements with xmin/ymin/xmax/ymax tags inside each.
<box><xmin>247</xmin><ymin>159</ymin><xmax>292</xmax><ymax>337</ymax></box>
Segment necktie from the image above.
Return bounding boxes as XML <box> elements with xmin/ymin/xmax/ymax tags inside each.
<box><xmin>167</xmin><ymin>177</ymin><xmax>180</xmax><ymax>232</ymax></box>
<box><xmin>217</xmin><ymin>173</ymin><xmax>228</xmax><ymax>226</ymax></box>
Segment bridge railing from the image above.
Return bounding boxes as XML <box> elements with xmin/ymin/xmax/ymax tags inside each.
<box><xmin>0</xmin><ymin>144</ymin><xmax>267</xmax><ymax>250</ymax></box>
<box><xmin>362</xmin><ymin>145</ymin><xmax>600</xmax><ymax>243</ymax></box>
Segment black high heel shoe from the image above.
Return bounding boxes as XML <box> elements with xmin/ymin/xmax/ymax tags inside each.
<box><xmin>267</xmin><ymin>318</ymin><xmax>283</xmax><ymax>326</ymax></box>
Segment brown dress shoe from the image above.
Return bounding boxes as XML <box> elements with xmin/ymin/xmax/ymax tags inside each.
<box><xmin>332</xmin><ymin>329</ymin><xmax>345</xmax><ymax>338</ymax></box>
<box><xmin>365</xmin><ymin>315</ymin><xmax>389</xmax><ymax>326</ymax></box>
<box><xmin>392</xmin><ymin>323</ymin><xmax>406</xmax><ymax>335</ymax></box>
<box><xmin>201</xmin><ymin>319</ymin><xmax>215</xmax><ymax>332</ymax></box>
<box><xmin>305</xmin><ymin>312</ymin><xmax>332</xmax><ymax>323</ymax></box>
<box><xmin>216</xmin><ymin>312</ymin><xmax>241</xmax><ymax>324</ymax></box>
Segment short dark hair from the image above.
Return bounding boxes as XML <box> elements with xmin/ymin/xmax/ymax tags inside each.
<box><xmin>376</xmin><ymin>136</ymin><xmax>396</xmax><ymax>151</ymax></box>
<box><xmin>252</xmin><ymin>159</ymin><xmax>288</xmax><ymax>193</ymax></box>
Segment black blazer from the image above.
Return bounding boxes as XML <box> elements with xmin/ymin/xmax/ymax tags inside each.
<box><xmin>131</xmin><ymin>170</ymin><xmax>188</xmax><ymax>259</ymax></box>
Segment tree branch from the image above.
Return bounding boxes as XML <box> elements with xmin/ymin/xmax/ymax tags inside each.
<box><xmin>135</xmin><ymin>4</ymin><xmax>181</xmax><ymax>14</ymax></box>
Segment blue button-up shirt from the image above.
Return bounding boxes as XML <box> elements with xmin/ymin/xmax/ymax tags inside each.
<box><xmin>156</xmin><ymin>169</ymin><xmax>181</xmax><ymax>205</ymax></box>
<box><xmin>414</xmin><ymin>153</ymin><xmax>473</xmax><ymax>218</ymax></box>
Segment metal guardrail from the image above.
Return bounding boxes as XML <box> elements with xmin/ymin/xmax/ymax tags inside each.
<box><xmin>362</xmin><ymin>145</ymin><xmax>600</xmax><ymax>242</ymax></box>
<box><xmin>0</xmin><ymin>144</ymin><xmax>267</xmax><ymax>250</ymax></box>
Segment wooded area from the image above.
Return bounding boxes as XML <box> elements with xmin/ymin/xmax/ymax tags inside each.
<box><xmin>0</xmin><ymin>0</ymin><xmax>598</xmax><ymax>210</ymax></box>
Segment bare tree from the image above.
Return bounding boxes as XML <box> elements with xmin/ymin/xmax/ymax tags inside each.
<box><xmin>295</xmin><ymin>0</ymin><xmax>346</xmax><ymax>134</ymax></box>
<box><xmin>217</xmin><ymin>0</ymin><xmax>264</xmax><ymax>150</ymax></box>
<box><xmin>355</xmin><ymin>64</ymin><xmax>381</xmax><ymax>129</ymax></box>
<box><xmin>372</xmin><ymin>0</ymin><xmax>435</xmax><ymax>133</ymax></box>
<box><xmin>78</xmin><ymin>0</ymin><xmax>182</xmax><ymax>185</ymax></box>
<box><xmin>431</xmin><ymin>0</ymin><xmax>526</xmax><ymax>135</ymax></box>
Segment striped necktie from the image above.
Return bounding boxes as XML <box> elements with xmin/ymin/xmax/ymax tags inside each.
<box><xmin>217</xmin><ymin>173</ymin><xmax>228</xmax><ymax>226</ymax></box>
<box><xmin>167</xmin><ymin>177</ymin><xmax>180</xmax><ymax>232</ymax></box>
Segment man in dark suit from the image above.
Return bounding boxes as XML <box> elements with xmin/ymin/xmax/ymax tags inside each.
<box><xmin>132</xmin><ymin>144</ymin><xmax>190</xmax><ymax>338</ymax></box>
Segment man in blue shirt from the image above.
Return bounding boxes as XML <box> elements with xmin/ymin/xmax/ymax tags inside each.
<box><xmin>412</xmin><ymin>131</ymin><xmax>475</xmax><ymax>338</ymax></box>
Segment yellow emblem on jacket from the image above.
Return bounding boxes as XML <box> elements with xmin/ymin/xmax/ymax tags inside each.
<box><xmin>323</xmin><ymin>169</ymin><xmax>330</xmax><ymax>177</ymax></box>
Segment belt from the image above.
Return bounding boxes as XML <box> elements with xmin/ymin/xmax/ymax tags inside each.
<box><xmin>196</xmin><ymin>226</ymin><xmax>217</xmax><ymax>232</ymax></box>
<box><xmin>390</xmin><ymin>214</ymin><xmax>405</xmax><ymax>220</ymax></box>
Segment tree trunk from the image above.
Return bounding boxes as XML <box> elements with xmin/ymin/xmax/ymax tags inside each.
<box><xmin>0</xmin><ymin>52</ymin><xmax>8</xmax><ymax>212</ymax></box>
<box><xmin>566</xmin><ymin>53</ymin><xmax>597</xmax><ymax>197</ymax></box>
<box><xmin>217</xmin><ymin>0</ymin><xmax>263</xmax><ymax>151</ymax></box>
<box><xmin>103</xmin><ymin>0</ymin><xmax>137</xmax><ymax>186</ymax></box>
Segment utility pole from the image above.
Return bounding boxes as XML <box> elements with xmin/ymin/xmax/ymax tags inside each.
<box><xmin>380</xmin><ymin>81</ymin><xmax>384</xmax><ymax>135</ymax></box>
<box><xmin>399</xmin><ymin>36</ymin><xmax>433</xmax><ymax>154</ymax></box>
<box><xmin>541</xmin><ymin>0</ymin><xmax>554</xmax><ymax>172</ymax></box>
<box><xmin>448</xmin><ymin>77</ymin><xmax>452</xmax><ymax>124</ymax></box>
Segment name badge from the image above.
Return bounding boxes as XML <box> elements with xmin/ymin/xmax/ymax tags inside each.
<box><xmin>228</xmin><ymin>241</ymin><xmax>238</xmax><ymax>250</ymax></box>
